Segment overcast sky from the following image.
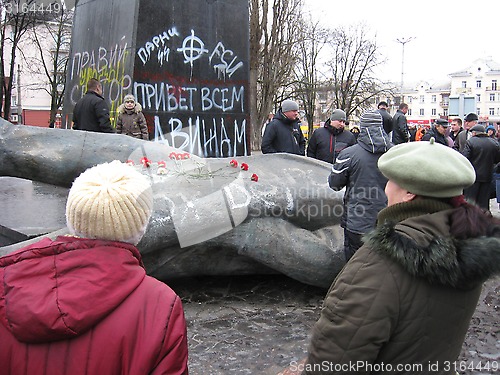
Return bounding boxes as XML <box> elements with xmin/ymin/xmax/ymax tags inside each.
<box><xmin>303</xmin><ymin>0</ymin><xmax>500</xmax><ymax>85</ymax></box>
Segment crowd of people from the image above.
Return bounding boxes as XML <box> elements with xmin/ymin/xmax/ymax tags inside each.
<box><xmin>264</xmin><ymin>99</ymin><xmax>500</xmax><ymax>374</ymax></box>
<box><xmin>262</xmin><ymin>99</ymin><xmax>500</xmax><ymax>214</ymax></box>
<box><xmin>1</xmin><ymin>92</ymin><xmax>500</xmax><ymax>374</ymax></box>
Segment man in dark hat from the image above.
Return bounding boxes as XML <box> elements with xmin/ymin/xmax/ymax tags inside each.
<box><xmin>421</xmin><ymin>118</ymin><xmax>451</xmax><ymax>146</ymax></box>
<box><xmin>453</xmin><ymin>112</ymin><xmax>478</xmax><ymax>152</ymax></box>
<box><xmin>461</xmin><ymin>124</ymin><xmax>500</xmax><ymax>210</ymax></box>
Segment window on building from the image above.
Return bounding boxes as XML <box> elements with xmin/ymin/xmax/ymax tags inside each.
<box><xmin>493</xmin><ymin>80</ymin><xmax>498</xmax><ymax>91</ymax></box>
<box><xmin>476</xmin><ymin>80</ymin><xmax>482</xmax><ymax>88</ymax></box>
<box><xmin>408</xmin><ymin>109</ymin><xmax>412</xmax><ymax>116</ymax></box>
<box><xmin>462</xmin><ymin>81</ymin><xmax>467</xmax><ymax>88</ymax></box>
<box><xmin>431</xmin><ymin>95</ymin><xmax>436</xmax><ymax>103</ymax></box>
<box><xmin>490</xmin><ymin>108</ymin><xmax>495</xmax><ymax>116</ymax></box>
<box><xmin>477</xmin><ymin>94</ymin><xmax>481</xmax><ymax>102</ymax></box>
<box><xmin>420</xmin><ymin>95</ymin><xmax>425</xmax><ymax>103</ymax></box>
<box><xmin>11</xmin><ymin>96</ymin><xmax>17</xmax><ymax>106</ymax></box>
<box><xmin>444</xmin><ymin>109</ymin><xmax>448</xmax><ymax>117</ymax></box>
<box><xmin>432</xmin><ymin>108</ymin><xmax>437</xmax><ymax>116</ymax></box>
<box><xmin>408</xmin><ymin>97</ymin><xmax>413</xmax><ymax>103</ymax></box>
<box><xmin>419</xmin><ymin>108</ymin><xmax>425</xmax><ymax>116</ymax></box>
<box><xmin>490</xmin><ymin>94</ymin><xmax>496</xmax><ymax>101</ymax></box>
<box><xmin>477</xmin><ymin>108</ymin><xmax>481</xmax><ymax>116</ymax></box>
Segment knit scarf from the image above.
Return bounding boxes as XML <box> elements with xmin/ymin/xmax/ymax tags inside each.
<box><xmin>377</xmin><ymin>198</ymin><xmax>453</xmax><ymax>226</ymax></box>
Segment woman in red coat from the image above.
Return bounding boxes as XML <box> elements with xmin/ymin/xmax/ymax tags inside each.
<box><xmin>0</xmin><ymin>161</ymin><xmax>188</xmax><ymax>375</ymax></box>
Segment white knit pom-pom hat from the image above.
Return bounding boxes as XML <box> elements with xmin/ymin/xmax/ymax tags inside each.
<box><xmin>66</xmin><ymin>160</ymin><xmax>153</xmax><ymax>245</ymax></box>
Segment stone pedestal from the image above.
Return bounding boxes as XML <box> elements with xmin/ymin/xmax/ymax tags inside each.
<box><xmin>64</xmin><ymin>0</ymin><xmax>250</xmax><ymax>156</ymax></box>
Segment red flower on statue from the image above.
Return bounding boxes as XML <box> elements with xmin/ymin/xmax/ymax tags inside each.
<box><xmin>169</xmin><ymin>152</ymin><xmax>191</xmax><ymax>160</ymax></box>
<box><xmin>157</xmin><ymin>160</ymin><xmax>167</xmax><ymax>168</ymax></box>
<box><xmin>229</xmin><ymin>159</ymin><xmax>238</xmax><ymax>168</ymax></box>
<box><xmin>240</xmin><ymin>163</ymin><xmax>249</xmax><ymax>171</ymax></box>
<box><xmin>125</xmin><ymin>159</ymin><xmax>134</xmax><ymax>166</ymax></box>
<box><xmin>251</xmin><ymin>173</ymin><xmax>259</xmax><ymax>182</ymax></box>
<box><xmin>140</xmin><ymin>157</ymin><xmax>152</xmax><ymax>167</ymax></box>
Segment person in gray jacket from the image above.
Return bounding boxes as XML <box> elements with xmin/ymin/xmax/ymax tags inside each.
<box><xmin>328</xmin><ymin>109</ymin><xmax>392</xmax><ymax>261</ymax></box>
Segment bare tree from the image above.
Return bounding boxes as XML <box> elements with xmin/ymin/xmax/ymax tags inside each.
<box><xmin>249</xmin><ymin>0</ymin><xmax>304</xmax><ymax>150</ymax></box>
<box><xmin>0</xmin><ymin>0</ymin><xmax>37</xmax><ymax>120</ymax></box>
<box><xmin>27</xmin><ymin>7</ymin><xmax>72</xmax><ymax>127</ymax></box>
<box><xmin>324</xmin><ymin>23</ymin><xmax>394</xmax><ymax>120</ymax></box>
<box><xmin>292</xmin><ymin>17</ymin><xmax>328</xmax><ymax>136</ymax></box>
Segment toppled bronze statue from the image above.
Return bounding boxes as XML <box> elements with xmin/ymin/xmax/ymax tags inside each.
<box><xmin>0</xmin><ymin>120</ymin><xmax>345</xmax><ymax>287</ymax></box>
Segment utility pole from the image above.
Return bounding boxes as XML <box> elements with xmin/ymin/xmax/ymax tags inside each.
<box><xmin>396</xmin><ymin>37</ymin><xmax>415</xmax><ymax>103</ymax></box>
<box><xmin>17</xmin><ymin>64</ymin><xmax>22</xmax><ymax>125</ymax></box>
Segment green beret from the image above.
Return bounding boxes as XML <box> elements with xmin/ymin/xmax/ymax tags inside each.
<box><xmin>378</xmin><ymin>138</ymin><xmax>476</xmax><ymax>198</ymax></box>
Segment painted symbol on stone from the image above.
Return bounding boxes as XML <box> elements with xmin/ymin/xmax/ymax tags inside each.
<box><xmin>177</xmin><ymin>30</ymin><xmax>209</xmax><ymax>67</ymax></box>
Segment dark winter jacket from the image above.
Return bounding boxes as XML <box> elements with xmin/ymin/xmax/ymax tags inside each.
<box><xmin>453</xmin><ymin>129</ymin><xmax>470</xmax><ymax>152</ymax></box>
<box><xmin>462</xmin><ymin>133</ymin><xmax>500</xmax><ymax>182</ymax></box>
<box><xmin>0</xmin><ymin>236</ymin><xmax>189</xmax><ymax>375</ymax></box>
<box><xmin>116</xmin><ymin>102</ymin><xmax>149</xmax><ymax>140</ymax></box>
<box><xmin>305</xmin><ymin>199</ymin><xmax>500</xmax><ymax>374</ymax></box>
<box><xmin>378</xmin><ymin>108</ymin><xmax>393</xmax><ymax>135</ymax></box>
<box><xmin>421</xmin><ymin>126</ymin><xmax>449</xmax><ymax>146</ymax></box>
<box><xmin>307</xmin><ymin>119</ymin><xmax>356</xmax><ymax>163</ymax></box>
<box><xmin>449</xmin><ymin>127</ymin><xmax>463</xmax><ymax>143</ymax></box>
<box><xmin>391</xmin><ymin>109</ymin><xmax>409</xmax><ymax>144</ymax></box>
<box><xmin>328</xmin><ymin>122</ymin><xmax>391</xmax><ymax>233</ymax></box>
<box><xmin>261</xmin><ymin>110</ymin><xmax>306</xmax><ymax>155</ymax></box>
<box><xmin>73</xmin><ymin>91</ymin><xmax>114</xmax><ymax>133</ymax></box>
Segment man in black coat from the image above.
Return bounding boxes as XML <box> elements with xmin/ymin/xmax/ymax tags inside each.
<box><xmin>377</xmin><ymin>101</ymin><xmax>393</xmax><ymax>135</ymax></box>
<box><xmin>306</xmin><ymin>109</ymin><xmax>356</xmax><ymax>164</ymax></box>
<box><xmin>462</xmin><ymin>124</ymin><xmax>500</xmax><ymax>210</ymax></box>
<box><xmin>391</xmin><ymin>102</ymin><xmax>409</xmax><ymax>145</ymax></box>
<box><xmin>73</xmin><ymin>78</ymin><xmax>114</xmax><ymax>133</ymax></box>
<box><xmin>261</xmin><ymin>99</ymin><xmax>305</xmax><ymax>155</ymax></box>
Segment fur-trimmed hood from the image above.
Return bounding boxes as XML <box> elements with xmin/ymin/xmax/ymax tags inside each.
<box><xmin>117</xmin><ymin>102</ymin><xmax>143</xmax><ymax>114</ymax></box>
<box><xmin>364</xmin><ymin>200</ymin><xmax>500</xmax><ymax>290</ymax></box>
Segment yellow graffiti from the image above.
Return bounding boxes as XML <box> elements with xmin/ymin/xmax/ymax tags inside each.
<box><xmin>77</xmin><ymin>50</ymin><xmax>131</xmax><ymax>128</ymax></box>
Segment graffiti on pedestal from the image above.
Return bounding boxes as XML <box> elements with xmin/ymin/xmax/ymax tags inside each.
<box><xmin>68</xmin><ymin>37</ymin><xmax>132</xmax><ymax>119</ymax></box>
<box><xmin>64</xmin><ymin>0</ymin><xmax>249</xmax><ymax>157</ymax></box>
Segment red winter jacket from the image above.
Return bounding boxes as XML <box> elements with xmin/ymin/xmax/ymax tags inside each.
<box><xmin>0</xmin><ymin>236</ymin><xmax>188</xmax><ymax>375</ymax></box>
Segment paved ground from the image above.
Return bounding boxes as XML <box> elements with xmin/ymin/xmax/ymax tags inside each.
<box><xmin>172</xmin><ymin>275</ymin><xmax>499</xmax><ymax>375</ymax></box>
<box><xmin>170</xmin><ymin>275</ymin><xmax>324</xmax><ymax>375</ymax></box>
<box><xmin>177</xmin><ymin>201</ymin><xmax>500</xmax><ymax>374</ymax></box>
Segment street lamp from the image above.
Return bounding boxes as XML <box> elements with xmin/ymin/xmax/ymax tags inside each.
<box><xmin>396</xmin><ymin>37</ymin><xmax>415</xmax><ymax>102</ymax></box>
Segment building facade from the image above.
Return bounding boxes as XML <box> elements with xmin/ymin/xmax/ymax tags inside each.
<box><xmin>400</xmin><ymin>58</ymin><xmax>500</xmax><ymax>128</ymax></box>
<box><xmin>6</xmin><ymin>16</ymin><xmax>71</xmax><ymax>127</ymax></box>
